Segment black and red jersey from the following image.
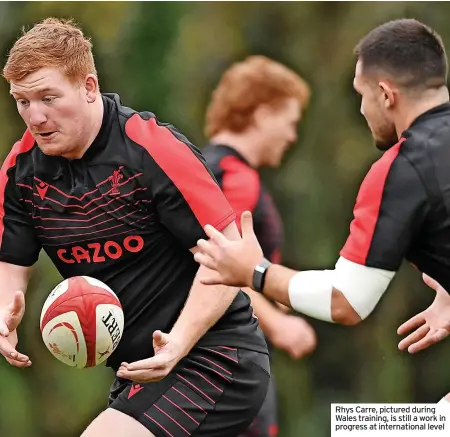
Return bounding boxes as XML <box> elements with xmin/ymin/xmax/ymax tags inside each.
<box><xmin>0</xmin><ymin>94</ymin><xmax>267</xmax><ymax>369</ymax></box>
<box><xmin>341</xmin><ymin>102</ymin><xmax>450</xmax><ymax>292</ymax></box>
<box><xmin>202</xmin><ymin>145</ymin><xmax>283</xmax><ymax>263</ymax></box>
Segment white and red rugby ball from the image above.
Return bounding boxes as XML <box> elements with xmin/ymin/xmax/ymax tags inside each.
<box><xmin>40</xmin><ymin>276</ymin><xmax>124</xmax><ymax>368</ymax></box>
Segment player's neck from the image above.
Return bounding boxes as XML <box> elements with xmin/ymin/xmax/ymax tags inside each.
<box><xmin>210</xmin><ymin>131</ymin><xmax>262</xmax><ymax>168</ymax></box>
<box><xmin>395</xmin><ymin>86</ymin><xmax>449</xmax><ymax>138</ymax></box>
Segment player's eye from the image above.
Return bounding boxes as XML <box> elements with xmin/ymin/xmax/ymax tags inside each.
<box><xmin>17</xmin><ymin>99</ymin><xmax>29</xmax><ymax>107</ymax></box>
<box><xmin>42</xmin><ymin>96</ymin><xmax>55</xmax><ymax>103</ymax></box>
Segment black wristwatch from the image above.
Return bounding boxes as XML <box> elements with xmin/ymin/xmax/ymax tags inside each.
<box><xmin>252</xmin><ymin>258</ymin><xmax>272</xmax><ymax>293</ymax></box>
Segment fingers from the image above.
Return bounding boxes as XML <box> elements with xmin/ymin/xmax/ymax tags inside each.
<box><xmin>290</xmin><ymin>346</ymin><xmax>313</xmax><ymax>360</ymax></box>
<box><xmin>397</xmin><ymin>313</ymin><xmax>425</xmax><ymax>335</ymax></box>
<box><xmin>152</xmin><ymin>330</ymin><xmax>163</xmax><ymax>344</ymax></box>
<box><xmin>406</xmin><ymin>328</ymin><xmax>449</xmax><ymax>354</ymax></box>
<box><xmin>193</xmin><ymin>252</ymin><xmax>228</xmax><ymax>284</ymax></box>
<box><xmin>193</xmin><ymin>250</ymin><xmax>217</xmax><ymax>270</ymax></box>
<box><xmin>398</xmin><ymin>324</ymin><xmax>430</xmax><ymax>351</ymax></box>
<box><xmin>204</xmin><ymin>224</ymin><xmax>228</xmax><ymax>245</ymax></box>
<box><xmin>153</xmin><ymin>330</ymin><xmax>170</xmax><ymax>348</ymax></box>
<box><xmin>117</xmin><ymin>356</ymin><xmax>170</xmax><ymax>382</ymax></box>
<box><xmin>199</xmin><ymin>277</ymin><xmax>223</xmax><ymax>286</ymax></box>
<box><xmin>117</xmin><ymin>367</ymin><xmax>165</xmax><ymax>383</ymax></box>
<box><xmin>0</xmin><ymin>319</ymin><xmax>9</xmax><ymax>337</ymax></box>
<box><xmin>5</xmin><ymin>291</ymin><xmax>25</xmax><ymax>332</ymax></box>
<box><xmin>422</xmin><ymin>273</ymin><xmax>443</xmax><ymax>292</ymax></box>
<box><xmin>288</xmin><ymin>344</ymin><xmax>308</xmax><ymax>360</ymax></box>
<box><xmin>289</xmin><ymin>334</ymin><xmax>317</xmax><ymax>359</ymax></box>
<box><xmin>432</xmin><ymin>328</ymin><xmax>450</xmax><ymax>343</ymax></box>
<box><xmin>9</xmin><ymin>291</ymin><xmax>25</xmax><ymax>316</ymax></box>
<box><xmin>198</xmin><ymin>269</ymin><xmax>226</xmax><ymax>286</ymax></box>
<box><xmin>240</xmin><ymin>211</ymin><xmax>256</xmax><ymax>240</ymax></box>
<box><xmin>195</xmin><ymin>251</ymin><xmax>243</xmax><ymax>286</ymax></box>
<box><xmin>5</xmin><ymin>356</ymin><xmax>32</xmax><ymax>368</ymax></box>
<box><xmin>0</xmin><ymin>339</ymin><xmax>31</xmax><ymax>365</ymax></box>
<box><xmin>196</xmin><ymin>238</ymin><xmax>214</xmax><ymax>253</ymax></box>
<box><xmin>120</xmin><ymin>357</ymin><xmax>159</xmax><ymax>372</ymax></box>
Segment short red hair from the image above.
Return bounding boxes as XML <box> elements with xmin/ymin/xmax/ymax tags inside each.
<box><xmin>205</xmin><ymin>56</ymin><xmax>310</xmax><ymax>137</ymax></box>
<box><xmin>3</xmin><ymin>17</ymin><xmax>96</xmax><ymax>84</ymax></box>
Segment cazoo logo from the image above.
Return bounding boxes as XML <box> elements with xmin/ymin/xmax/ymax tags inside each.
<box><xmin>57</xmin><ymin>236</ymin><xmax>144</xmax><ymax>264</ymax></box>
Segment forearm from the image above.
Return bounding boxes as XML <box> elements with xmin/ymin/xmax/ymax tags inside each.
<box><xmin>259</xmin><ymin>264</ymin><xmax>298</xmax><ymax>307</ymax></box>
<box><xmin>244</xmin><ymin>287</ymin><xmax>285</xmax><ymax>337</ymax></box>
<box><xmin>170</xmin><ymin>265</ymin><xmax>239</xmax><ymax>355</ymax></box>
<box><xmin>261</xmin><ymin>265</ymin><xmax>358</xmax><ymax>324</ymax></box>
<box><xmin>0</xmin><ymin>262</ymin><xmax>31</xmax><ymax>308</ymax></box>
<box><xmin>259</xmin><ymin>257</ymin><xmax>393</xmax><ymax>324</ymax></box>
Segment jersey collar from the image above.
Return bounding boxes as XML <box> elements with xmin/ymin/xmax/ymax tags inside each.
<box><xmin>208</xmin><ymin>143</ymin><xmax>254</xmax><ymax>168</ymax></box>
<box><xmin>408</xmin><ymin>101</ymin><xmax>450</xmax><ymax>130</ymax></box>
<box><xmin>82</xmin><ymin>94</ymin><xmax>115</xmax><ymax>160</ymax></box>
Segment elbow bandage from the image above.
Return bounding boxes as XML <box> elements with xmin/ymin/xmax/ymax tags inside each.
<box><xmin>288</xmin><ymin>257</ymin><xmax>395</xmax><ymax>322</ymax></box>
<box><xmin>288</xmin><ymin>269</ymin><xmax>335</xmax><ymax>321</ymax></box>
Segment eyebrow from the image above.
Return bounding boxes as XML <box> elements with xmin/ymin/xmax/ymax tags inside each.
<box><xmin>10</xmin><ymin>87</ymin><xmax>55</xmax><ymax>96</ymax></box>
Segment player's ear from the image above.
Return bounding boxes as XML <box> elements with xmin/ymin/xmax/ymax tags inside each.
<box><xmin>252</xmin><ymin>104</ymin><xmax>273</xmax><ymax>128</ymax></box>
<box><xmin>379</xmin><ymin>81</ymin><xmax>396</xmax><ymax>109</ymax></box>
<box><xmin>84</xmin><ymin>74</ymin><xmax>99</xmax><ymax>103</ymax></box>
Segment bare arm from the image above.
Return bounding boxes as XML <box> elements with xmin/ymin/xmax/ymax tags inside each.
<box><xmin>195</xmin><ymin>212</ymin><xmax>393</xmax><ymax>325</ymax></box>
<box><xmin>258</xmin><ymin>264</ymin><xmax>361</xmax><ymax>325</ymax></box>
<box><xmin>244</xmin><ymin>289</ymin><xmax>286</xmax><ymax>334</ymax></box>
<box><xmin>0</xmin><ymin>262</ymin><xmax>32</xmax><ymax>308</ymax></box>
<box><xmin>0</xmin><ymin>262</ymin><xmax>33</xmax><ymax>367</ymax></box>
<box><xmin>117</xmin><ymin>221</ymin><xmax>242</xmax><ymax>383</ymax></box>
<box><xmin>258</xmin><ymin>264</ymin><xmax>296</xmax><ymax>307</ymax></box>
<box><xmin>170</xmin><ymin>221</ymin><xmax>241</xmax><ymax>355</ymax></box>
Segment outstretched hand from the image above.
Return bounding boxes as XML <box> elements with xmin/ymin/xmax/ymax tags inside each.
<box><xmin>398</xmin><ymin>274</ymin><xmax>450</xmax><ymax>353</ymax></box>
<box><xmin>193</xmin><ymin>211</ymin><xmax>264</xmax><ymax>288</ymax></box>
<box><xmin>0</xmin><ymin>291</ymin><xmax>31</xmax><ymax>367</ymax></box>
<box><xmin>117</xmin><ymin>330</ymin><xmax>186</xmax><ymax>383</ymax></box>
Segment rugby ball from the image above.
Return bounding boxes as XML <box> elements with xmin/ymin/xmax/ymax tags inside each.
<box><xmin>40</xmin><ymin>276</ymin><xmax>124</xmax><ymax>368</ymax></box>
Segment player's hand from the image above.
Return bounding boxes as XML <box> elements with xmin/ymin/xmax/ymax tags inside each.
<box><xmin>0</xmin><ymin>291</ymin><xmax>31</xmax><ymax>367</ymax></box>
<box><xmin>397</xmin><ymin>274</ymin><xmax>450</xmax><ymax>353</ymax></box>
<box><xmin>117</xmin><ymin>330</ymin><xmax>185</xmax><ymax>383</ymax></box>
<box><xmin>194</xmin><ymin>211</ymin><xmax>264</xmax><ymax>288</ymax></box>
<box><xmin>269</xmin><ymin>314</ymin><xmax>317</xmax><ymax>359</ymax></box>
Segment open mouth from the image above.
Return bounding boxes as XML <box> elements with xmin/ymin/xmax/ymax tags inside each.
<box><xmin>38</xmin><ymin>132</ymin><xmax>56</xmax><ymax>139</ymax></box>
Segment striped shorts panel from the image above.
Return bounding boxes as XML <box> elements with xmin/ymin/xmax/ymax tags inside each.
<box><xmin>108</xmin><ymin>346</ymin><xmax>270</xmax><ymax>437</ymax></box>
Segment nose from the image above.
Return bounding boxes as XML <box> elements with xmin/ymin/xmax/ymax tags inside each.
<box><xmin>28</xmin><ymin>102</ymin><xmax>48</xmax><ymax>127</ymax></box>
<box><xmin>360</xmin><ymin>102</ymin><xmax>365</xmax><ymax>116</ymax></box>
<box><xmin>288</xmin><ymin>128</ymin><xmax>298</xmax><ymax>143</ymax></box>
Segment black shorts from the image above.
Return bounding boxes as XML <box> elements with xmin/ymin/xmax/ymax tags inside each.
<box><xmin>238</xmin><ymin>376</ymin><xmax>278</xmax><ymax>437</ymax></box>
<box><xmin>108</xmin><ymin>346</ymin><xmax>270</xmax><ymax>437</ymax></box>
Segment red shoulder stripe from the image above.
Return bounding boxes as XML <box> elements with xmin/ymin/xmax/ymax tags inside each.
<box><xmin>219</xmin><ymin>155</ymin><xmax>260</xmax><ymax>232</ymax></box>
<box><xmin>0</xmin><ymin>130</ymin><xmax>35</xmax><ymax>248</ymax></box>
<box><xmin>340</xmin><ymin>138</ymin><xmax>405</xmax><ymax>265</ymax></box>
<box><xmin>125</xmin><ymin>115</ymin><xmax>235</xmax><ymax>230</ymax></box>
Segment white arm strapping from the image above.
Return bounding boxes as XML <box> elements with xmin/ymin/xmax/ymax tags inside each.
<box><xmin>288</xmin><ymin>257</ymin><xmax>395</xmax><ymax>322</ymax></box>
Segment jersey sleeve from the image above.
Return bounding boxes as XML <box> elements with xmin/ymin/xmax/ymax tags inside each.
<box><xmin>0</xmin><ymin>146</ymin><xmax>41</xmax><ymax>266</ymax></box>
<box><xmin>125</xmin><ymin>114</ymin><xmax>236</xmax><ymax>249</ymax></box>
<box><xmin>340</xmin><ymin>140</ymin><xmax>429</xmax><ymax>271</ymax></box>
<box><xmin>214</xmin><ymin>156</ymin><xmax>283</xmax><ymax>262</ymax></box>
<box><xmin>216</xmin><ymin>155</ymin><xmax>261</xmax><ymax>233</ymax></box>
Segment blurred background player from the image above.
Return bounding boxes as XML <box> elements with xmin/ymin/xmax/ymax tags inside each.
<box><xmin>202</xmin><ymin>56</ymin><xmax>317</xmax><ymax>437</ymax></box>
